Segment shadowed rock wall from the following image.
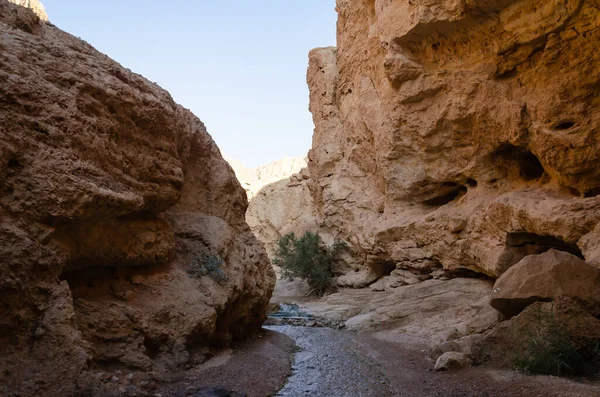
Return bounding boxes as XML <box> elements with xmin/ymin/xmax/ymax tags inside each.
<box><xmin>0</xmin><ymin>1</ymin><xmax>274</xmax><ymax>395</ymax></box>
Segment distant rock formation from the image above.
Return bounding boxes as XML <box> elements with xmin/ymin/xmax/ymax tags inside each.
<box><xmin>8</xmin><ymin>0</ymin><xmax>47</xmax><ymax>20</ymax></box>
<box><xmin>225</xmin><ymin>155</ymin><xmax>306</xmax><ymax>200</ymax></box>
<box><xmin>246</xmin><ymin>167</ymin><xmax>319</xmax><ymax>257</ymax></box>
<box><xmin>0</xmin><ymin>1</ymin><xmax>273</xmax><ymax>395</ymax></box>
<box><xmin>226</xmin><ymin>156</ymin><xmax>318</xmax><ymax>257</ymax></box>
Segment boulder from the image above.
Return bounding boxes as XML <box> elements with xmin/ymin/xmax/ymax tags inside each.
<box><xmin>490</xmin><ymin>250</ymin><xmax>600</xmax><ymax>317</ymax></box>
<box><xmin>473</xmin><ymin>297</ymin><xmax>600</xmax><ymax>369</ymax></box>
<box><xmin>434</xmin><ymin>352</ymin><xmax>470</xmax><ymax>371</ymax></box>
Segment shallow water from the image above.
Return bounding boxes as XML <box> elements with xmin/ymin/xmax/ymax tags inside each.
<box><xmin>266</xmin><ymin>325</ymin><xmax>392</xmax><ymax>397</ymax></box>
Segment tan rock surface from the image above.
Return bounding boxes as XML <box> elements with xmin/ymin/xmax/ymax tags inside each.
<box><xmin>473</xmin><ymin>297</ymin><xmax>600</xmax><ymax>367</ymax></box>
<box><xmin>0</xmin><ymin>1</ymin><xmax>273</xmax><ymax>395</ymax></box>
<box><xmin>246</xmin><ymin>167</ymin><xmax>319</xmax><ymax>257</ymax></box>
<box><xmin>8</xmin><ymin>0</ymin><xmax>46</xmax><ymax>20</ymax></box>
<box><xmin>306</xmin><ymin>0</ymin><xmax>600</xmax><ymax>281</ymax></box>
<box><xmin>490</xmin><ymin>249</ymin><xmax>600</xmax><ymax>317</ymax></box>
<box><xmin>225</xmin><ymin>155</ymin><xmax>307</xmax><ymax>200</ymax></box>
<box><xmin>300</xmin><ymin>278</ymin><xmax>500</xmax><ymax>346</ymax></box>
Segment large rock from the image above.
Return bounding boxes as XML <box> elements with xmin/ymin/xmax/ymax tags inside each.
<box><xmin>246</xmin><ymin>167</ymin><xmax>319</xmax><ymax>257</ymax></box>
<box><xmin>473</xmin><ymin>297</ymin><xmax>600</xmax><ymax>368</ymax></box>
<box><xmin>434</xmin><ymin>352</ymin><xmax>470</xmax><ymax>371</ymax></box>
<box><xmin>0</xmin><ymin>1</ymin><xmax>274</xmax><ymax>395</ymax></box>
<box><xmin>304</xmin><ymin>0</ymin><xmax>600</xmax><ymax>282</ymax></box>
<box><xmin>490</xmin><ymin>250</ymin><xmax>600</xmax><ymax>317</ymax></box>
<box><xmin>8</xmin><ymin>0</ymin><xmax>46</xmax><ymax>20</ymax></box>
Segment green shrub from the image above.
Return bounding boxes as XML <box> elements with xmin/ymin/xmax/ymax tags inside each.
<box><xmin>187</xmin><ymin>251</ymin><xmax>229</xmax><ymax>283</ymax></box>
<box><xmin>513</xmin><ymin>307</ymin><xmax>586</xmax><ymax>376</ymax></box>
<box><xmin>273</xmin><ymin>231</ymin><xmax>344</xmax><ymax>296</ymax></box>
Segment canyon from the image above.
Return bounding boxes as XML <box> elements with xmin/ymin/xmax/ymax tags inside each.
<box><xmin>248</xmin><ymin>0</ymin><xmax>600</xmax><ymax>390</ymax></box>
<box><xmin>2</xmin><ymin>0</ymin><xmax>600</xmax><ymax>396</ymax></box>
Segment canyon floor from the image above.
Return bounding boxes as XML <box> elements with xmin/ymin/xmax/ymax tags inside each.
<box><xmin>155</xmin><ymin>286</ymin><xmax>600</xmax><ymax>397</ymax></box>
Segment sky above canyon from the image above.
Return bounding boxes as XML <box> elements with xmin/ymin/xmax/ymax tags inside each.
<box><xmin>43</xmin><ymin>1</ymin><xmax>337</xmax><ymax>168</ymax></box>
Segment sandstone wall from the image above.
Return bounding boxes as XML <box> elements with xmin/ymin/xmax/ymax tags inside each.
<box><xmin>307</xmin><ymin>0</ymin><xmax>600</xmax><ymax>282</ymax></box>
<box><xmin>0</xmin><ymin>1</ymin><xmax>274</xmax><ymax>395</ymax></box>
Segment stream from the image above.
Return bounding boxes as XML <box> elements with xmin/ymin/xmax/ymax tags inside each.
<box><xmin>265</xmin><ymin>304</ymin><xmax>392</xmax><ymax>397</ymax></box>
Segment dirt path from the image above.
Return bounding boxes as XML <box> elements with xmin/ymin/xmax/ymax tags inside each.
<box><xmin>158</xmin><ymin>330</ymin><xmax>295</xmax><ymax>397</ymax></box>
<box><xmin>355</xmin><ymin>331</ymin><xmax>600</xmax><ymax>397</ymax></box>
<box><xmin>156</xmin><ymin>324</ymin><xmax>600</xmax><ymax>397</ymax></box>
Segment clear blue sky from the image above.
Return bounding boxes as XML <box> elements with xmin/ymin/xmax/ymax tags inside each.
<box><xmin>43</xmin><ymin>1</ymin><xmax>337</xmax><ymax>168</ymax></box>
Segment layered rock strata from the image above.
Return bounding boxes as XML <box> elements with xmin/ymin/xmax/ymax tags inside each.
<box><xmin>0</xmin><ymin>1</ymin><xmax>274</xmax><ymax>395</ymax></box>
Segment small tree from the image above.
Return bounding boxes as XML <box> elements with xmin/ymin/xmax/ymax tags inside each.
<box><xmin>273</xmin><ymin>231</ymin><xmax>344</xmax><ymax>296</ymax></box>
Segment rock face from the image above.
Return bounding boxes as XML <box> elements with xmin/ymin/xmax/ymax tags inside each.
<box><xmin>301</xmin><ymin>278</ymin><xmax>500</xmax><ymax>343</ymax></box>
<box><xmin>0</xmin><ymin>2</ymin><xmax>273</xmax><ymax>395</ymax></box>
<box><xmin>225</xmin><ymin>156</ymin><xmax>320</xmax><ymax>258</ymax></box>
<box><xmin>226</xmin><ymin>155</ymin><xmax>306</xmax><ymax>200</ymax></box>
<box><xmin>246</xmin><ymin>167</ymin><xmax>319</xmax><ymax>257</ymax></box>
<box><xmin>306</xmin><ymin>0</ymin><xmax>600</xmax><ymax>280</ymax></box>
<box><xmin>490</xmin><ymin>249</ymin><xmax>600</xmax><ymax>318</ymax></box>
<box><xmin>8</xmin><ymin>0</ymin><xmax>46</xmax><ymax>20</ymax></box>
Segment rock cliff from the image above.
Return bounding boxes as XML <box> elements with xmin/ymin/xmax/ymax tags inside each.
<box><xmin>225</xmin><ymin>155</ymin><xmax>307</xmax><ymax>200</ymax></box>
<box><xmin>246</xmin><ymin>167</ymin><xmax>319</xmax><ymax>257</ymax></box>
<box><xmin>307</xmin><ymin>0</ymin><xmax>600</xmax><ymax>282</ymax></box>
<box><xmin>0</xmin><ymin>1</ymin><xmax>274</xmax><ymax>395</ymax></box>
<box><xmin>225</xmin><ymin>156</ymin><xmax>318</xmax><ymax>257</ymax></box>
<box><xmin>8</xmin><ymin>0</ymin><xmax>46</xmax><ymax>20</ymax></box>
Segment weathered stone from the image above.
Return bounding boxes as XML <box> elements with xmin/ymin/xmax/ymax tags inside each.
<box><xmin>300</xmin><ymin>278</ymin><xmax>500</xmax><ymax>345</ymax></box>
<box><xmin>490</xmin><ymin>250</ymin><xmax>600</xmax><ymax>317</ymax></box>
<box><xmin>225</xmin><ymin>155</ymin><xmax>306</xmax><ymax>200</ymax></box>
<box><xmin>434</xmin><ymin>352</ymin><xmax>470</xmax><ymax>371</ymax></box>
<box><xmin>303</xmin><ymin>0</ymin><xmax>600</xmax><ymax>282</ymax></box>
<box><xmin>246</xmin><ymin>168</ymin><xmax>318</xmax><ymax>257</ymax></box>
<box><xmin>0</xmin><ymin>1</ymin><xmax>274</xmax><ymax>395</ymax></box>
<box><xmin>8</xmin><ymin>0</ymin><xmax>46</xmax><ymax>20</ymax></box>
<box><xmin>473</xmin><ymin>297</ymin><xmax>600</xmax><ymax>367</ymax></box>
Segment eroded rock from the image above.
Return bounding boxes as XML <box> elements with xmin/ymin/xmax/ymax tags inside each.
<box><xmin>490</xmin><ymin>250</ymin><xmax>600</xmax><ymax>318</ymax></box>
<box><xmin>8</xmin><ymin>0</ymin><xmax>47</xmax><ymax>20</ymax></box>
<box><xmin>304</xmin><ymin>0</ymin><xmax>600</xmax><ymax>281</ymax></box>
<box><xmin>473</xmin><ymin>297</ymin><xmax>600</xmax><ymax>368</ymax></box>
<box><xmin>0</xmin><ymin>2</ymin><xmax>273</xmax><ymax>395</ymax></box>
<box><xmin>434</xmin><ymin>352</ymin><xmax>470</xmax><ymax>371</ymax></box>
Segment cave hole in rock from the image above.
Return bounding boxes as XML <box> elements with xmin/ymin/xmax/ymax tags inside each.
<box><xmin>422</xmin><ymin>183</ymin><xmax>468</xmax><ymax>207</ymax></box>
<box><xmin>466</xmin><ymin>178</ymin><xmax>478</xmax><ymax>188</ymax></box>
<box><xmin>554</xmin><ymin>121</ymin><xmax>575</xmax><ymax>130</ymax></box>
<box><xmin>491</xmin><ymin>144</ymin><xmax>545</xmax><ymax>181</ymax></box>
<box><xmin>370</xmin><ymin>260</ymin><xmax>396</xmax><ymax>281</ymax></box>
<box><xmin>143</xmin><ymin>335</ymin><xmax>167</xmax><ymax>360</ymax></box>
<box><xmin>497</xmin><ymin>232</ymin><xmax>584</xmax><ymax>273</ymax></box>
<box><xmin>584</xmin><ymin>187</ymin><xmax>600</xmax><ymax>198</ymax></box>
<box><xmin>446</xmin><ymin>268</ymin><xmax>494</xmax><ymax>281</ymax></box>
